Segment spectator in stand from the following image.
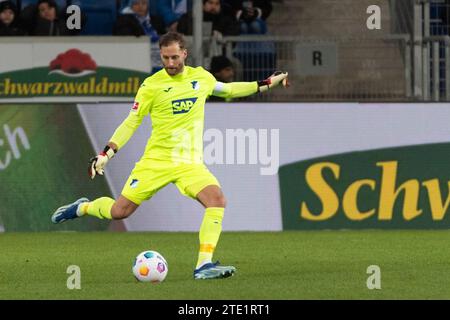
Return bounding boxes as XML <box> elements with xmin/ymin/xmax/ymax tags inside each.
<box><xmin>208</xmin><ymin>55</ymin><xmax>236</xmax><ymax>102</ymax></box>
<box><xmin>113</xmin><ymin>0</ymin><xmax>165</xmax><ymax>37</ymax></box>
<box><xmin>114</xmin><ymin>0</ymin><xmax>166</xmax><ymax>74</ymax></box>
<box><xmin>0</xmin><ymin>1</ymin><xmax>27</xmax><ymax>36</ymax></box>
<box><xmin>177</xmin><ymin>0</ymin><xmax>239</xmax><ymax>36</ymax></box>
<box><xmin>226</xmin><ymin>0</ymin><xmax>272</xmax><ymax>34</ymax></box>
<box><xmin>210</xmin><ymin>55</ymin><xmax>235</xmax><ymax>82</ymax></box>
<box><xmin>156</xmin><ymin>0</ymin><xmax>192</xmax><ymax>32</ymax></box>
<box><xmin>23</xmin><ymin>0</ymin><xmax>81</xmax><ymax>36</ymax></box>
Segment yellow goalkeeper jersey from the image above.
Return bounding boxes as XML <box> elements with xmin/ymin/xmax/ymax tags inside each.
<box><xmin>112</xmin><ymin>66</ymin><xmax>217</xmax><ymax>164</ymax></box>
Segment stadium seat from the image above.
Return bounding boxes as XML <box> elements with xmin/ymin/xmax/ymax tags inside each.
<box><xmin>233</xmin><ymin>41</ymin><xmax>277</xmax><ymax>82</ymax></box>
<box><xmin>19</xmin><ymin>0</ymin><xmax>68</xmax><ymax>10</ymax></box>
<box><xmin>70</xmin><ymin>0</ymin><xmax>118</xmax><ymax>35</ymax></box>
<box><xmin>5</xmin><ymin>0</ymin><xmax>19</xmax><ymax>9</ymax></box>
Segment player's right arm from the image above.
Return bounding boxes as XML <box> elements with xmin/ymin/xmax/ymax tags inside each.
<box><xmin>89</xmin><ymin>83</ymin><xmax>153</xmax><ymax>179</ymax></box>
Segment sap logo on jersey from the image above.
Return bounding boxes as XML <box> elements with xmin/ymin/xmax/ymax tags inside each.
<box><xmin>172</xmin><ymin>97</ymin><xmax>198</xmax><ymax>114</ymax></box>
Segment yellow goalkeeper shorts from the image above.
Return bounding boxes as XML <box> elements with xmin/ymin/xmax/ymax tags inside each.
<box><xmin>121</xmin><ymin>159</ymin><xmax>220</xmax><ymax>205</ymax></box>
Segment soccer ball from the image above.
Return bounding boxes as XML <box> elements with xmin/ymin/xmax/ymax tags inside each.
<box><xmin>132</xmin><ymin>250</ymin><xmax>168</xmax><ymax>283</ymax></box>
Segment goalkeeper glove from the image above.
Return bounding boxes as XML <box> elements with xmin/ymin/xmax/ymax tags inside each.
<box><xmin>257</xmin><ymin>71</ymin><xmax>289</xmax><ymax>92</ymax></box>
<box><xmin>88</xmin><ymin>145</ymin><xmax>117</xmax><ymax>179</ymax></box>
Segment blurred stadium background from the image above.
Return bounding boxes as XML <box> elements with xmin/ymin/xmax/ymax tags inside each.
<box><xmin>1</xmin><ymin>0</ymin><xmax>450</xmax><ymax>300</ymax></box>
<box><xmin>1</xmin><ymin>0</ymin><xmax>450</xmax><ymax>102</ymax></box>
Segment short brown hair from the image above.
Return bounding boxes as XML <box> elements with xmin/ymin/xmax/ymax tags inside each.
<box><xmin>159</xmin><ymin>32</ymin><xmax>186</xmax><ymax>50</ymax></box>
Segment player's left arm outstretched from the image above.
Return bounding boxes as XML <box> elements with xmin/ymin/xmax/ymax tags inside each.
<box><xmin>211</xmin><ymin>70</ymin><xmax>289</xmax><ymax>99</ymax></box>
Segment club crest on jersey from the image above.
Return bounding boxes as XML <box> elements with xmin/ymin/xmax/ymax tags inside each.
<box><xmin>132</xmin><ymin>101</ymin><xmax>139</xmax><ymax>111</ymax></box>
<box><xmin>172</xmin><ymin>97</ymin><xmax>198</xmax><ymax>114</ymax></box>
<box><xmin>191</xmin><ymin>81</ymin><xmax>200</xmax><ymax>90</ymax></box>
<box><xmin>130</xmin><ymin>179</ymin><xmax>139</xmax><ymax>188</ymax></box>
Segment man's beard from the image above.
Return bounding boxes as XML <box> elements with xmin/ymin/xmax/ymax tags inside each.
<box><xmin>165</xmin><ymin>65</ymin><xmax>182</xmax><ymax>75</ymax></box>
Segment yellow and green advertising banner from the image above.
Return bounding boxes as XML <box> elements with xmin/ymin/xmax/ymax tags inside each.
<box><xmin>0</xmin><ymin>37</ymin><xmax>151</xmax><ymax>102</ymax></box>
<box><xmin>280</xmin><ymin>143</ymin><xmax>450</xmax><ymax>229</ymax></box>
<box><xmin>0</xmin><ymin>104</ymin><xmax>112</xmax><ymax>231</ymax></box>
<box><xmin>2</xmin><ymin>102</ymin><xmax>450</xmax><ymax>232</ymax></box>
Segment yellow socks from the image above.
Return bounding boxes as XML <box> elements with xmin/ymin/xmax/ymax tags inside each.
<box><xmin>77</xmin><ymin>197</ymin><xmax>114</xmax><ymax>220</ymax></box>
<box><xmin>196</xmin><ymin>207</ymin><xmax>224</xmax><ymax>269</ymax></box>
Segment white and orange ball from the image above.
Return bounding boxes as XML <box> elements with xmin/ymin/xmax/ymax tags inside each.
<box><xmin>132</xmin><ymin>250</ymin><xmax>168</xmax><ymax>283</ymax></box>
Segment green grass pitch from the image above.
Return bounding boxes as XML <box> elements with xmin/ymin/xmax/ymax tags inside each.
<box><xmin>0</xmin><ymin>230</ymin><xmax>449</xmax><ymax>299</ymax></box>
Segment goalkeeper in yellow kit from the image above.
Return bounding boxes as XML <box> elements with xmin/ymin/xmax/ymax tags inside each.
<box><xmin>51</xmin><ymin>32</ymin><xmax>289</xmax><ymax>280</ymax></box>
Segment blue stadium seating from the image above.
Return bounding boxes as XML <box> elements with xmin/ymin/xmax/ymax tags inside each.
<box><xmin>19</xmin><ymin>0</ymin><xmax>68</xmax><ymax>10</ymax></box>
<box><xmin>429</xmin><ymin>1</ymin><xmax>448</xmax><ymax>95</ymax></box>
<box><xmin>70</xmin><ymin>0</ymin><xmax>118</xmax><ymax>35</ymax></box>
<box><xmin>233</xmin><ymin>41</ymin><xmax>277</xmax><ymax>82</ymax></box>
<box><xmin>6</xmin><ymin>0</ymin><xmax>19</xmax><ymax>9</ymax></box>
